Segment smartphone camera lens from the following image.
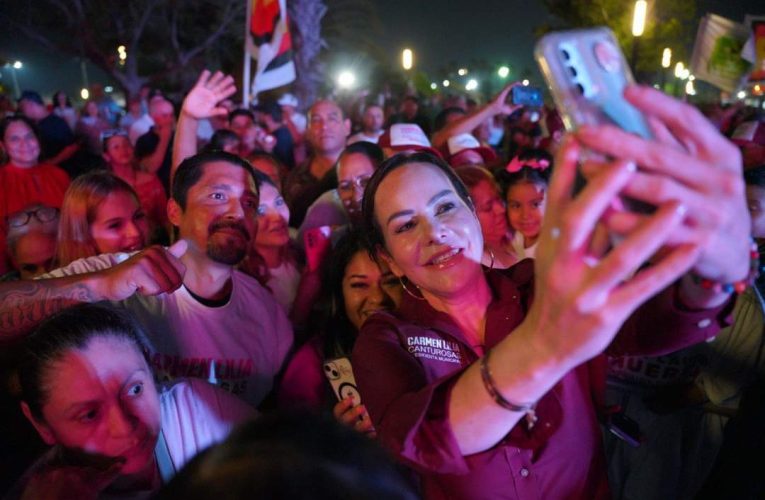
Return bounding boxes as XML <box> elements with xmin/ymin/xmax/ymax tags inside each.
<box><xmin>568</xmin><ymin>66</ymin><xmax>578</xmax><ymax>77</ymax></box>
<box><xmin>575</xmin><ymin>83</ymin><xmax>585</xmax><ymax>95</ymax></box>
<box><xmin>561</xmin><ymin>49</ymin><xmax>570</xmax><ymax>60</ymax></box>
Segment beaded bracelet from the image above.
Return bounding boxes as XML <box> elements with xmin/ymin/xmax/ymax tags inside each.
<box><xmin>480</xmin><ymin>348</ymin><xmax>538</xmax><ymax>429</ymax></box>
<box><xmin>691</xmin><ymin>239</ymin><xmax>760</xmax><ymax>294</ymax></box>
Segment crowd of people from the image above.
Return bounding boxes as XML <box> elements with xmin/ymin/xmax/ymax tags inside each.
<box><xmin>0</xmin><ymin>60</ymin><xmax>763</xmax><ymax>499</ymax></box>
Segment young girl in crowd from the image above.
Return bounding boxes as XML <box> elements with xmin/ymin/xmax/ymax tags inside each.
<box><xmin>278</xmin><ymin>230</ymin><xmax>401</xmax><ymax>435</ymax></box>
<box><xmin>352</xmin><ymin>85</ymin><xmax>749</xmax><ymax>500</ymax></box>
<box><xmin>11</xmin><ymin>304</ymin><xmax>253</xmax><ymax>498</ymax></box>
<box><xmin>51</xmin><ymin>91</ymin><xmax>77</xmax><ymax>132</ymax></box>
<box><xmin>0</xmin><ymin>116</ymin><xmax>70</xmax><ymax>275</ymax></box>
<box><xmin>497</xmin><ymin>150</ymin><xmax>553</xmax><ymax>260</ymax></box>
<box><xmin>102</xmin><ymin>130</ymin><xmax>168</xmax><ymax>235</ymax></box>
<box><xmin>55</xmin><ymin>171</ymin><xmax>149</xmax><ymax>267</ymax></box>
<box><xmin>455</xmin><ymin>165</ymin><xmax>516</xmax><ymax>269</ymax></box>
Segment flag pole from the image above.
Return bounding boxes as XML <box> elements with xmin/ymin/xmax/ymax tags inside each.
<box><xmin>243</xmin><ymin>0</ymin><xmax>252</xmax><ymax>107</ymax></box>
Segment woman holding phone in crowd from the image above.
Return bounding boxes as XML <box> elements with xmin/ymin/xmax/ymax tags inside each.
<box><xmin>353</xmin><ymin>86</ymin><xmax>750</xmax><ymax>499</ymax></box>
<box><xmin>278</xmin><ymin>231</ymin><xmax>401</xmax><ymax>434</ymax></box>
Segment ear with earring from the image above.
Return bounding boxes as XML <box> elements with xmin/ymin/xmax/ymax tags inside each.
<box><xmin>399</xmin><ymin>276</ymin><xmax>426</xmax><ymax>301</ymax></box>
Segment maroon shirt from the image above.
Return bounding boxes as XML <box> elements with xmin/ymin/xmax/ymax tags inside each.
<box><xmin>353</xmin><ymin>261</ymin><xmax>733</xmax><ymax>500</ymax></box>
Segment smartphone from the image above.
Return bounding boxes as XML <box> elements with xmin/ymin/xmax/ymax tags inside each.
<box><xmin>605</xmin><ymin>411</ymin><xmax>643</xmax><ymax>448</ymax></box>
<box><xmin>303</xmin><ymin>225</ymin><xmax>331</xmax><ymax>272</ymax></box>
<box><xmin>323</xmin><ymin>357</ymin><xmax>361</xmax><ymax>407</ymax></box>
<box><xmin>535</xmin><ymin>27</ymin><xmax>653</xmax><ymax>214</ymax></box>
<box><xmin>511</xmin><ymin>86</ymin><xmax>544</xmax><ymax>107</ymax></box>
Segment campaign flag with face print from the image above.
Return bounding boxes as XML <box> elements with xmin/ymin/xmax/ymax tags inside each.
<box><xmin>247</xmin><ymin>0</ymin><xmax>296</xmax><ymax>95</ymax></box>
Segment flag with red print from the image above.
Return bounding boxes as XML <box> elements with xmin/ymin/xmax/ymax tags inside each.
<box><xmin>247</xmin><ymin>0</ymin><xmax>296</xmax><ymax>95</ymax></box>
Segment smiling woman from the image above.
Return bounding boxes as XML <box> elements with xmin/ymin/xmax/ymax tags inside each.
<box><xmin>12</xmin><ymin>304</ymin><xmax>253</xmax><ymax>499</ymax></box>
<box><xmin>354</xmin><ymin>82</ymin><xmax>751</xmax><ymax>500</ymax></box>
<box><xmin>55</xmin><ymin>171</ymin><xmax>149</xmax><ymax>267</ymax></box>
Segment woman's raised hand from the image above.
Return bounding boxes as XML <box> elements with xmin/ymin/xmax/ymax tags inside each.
<box><xmin>180</xmin><ymin>70</ymin><xmax>237</xmax><ymax>120</ymax></box>
<box><xmin>576</xmin><ymin>85</ymin><xmax>750</xmax><ymax>285</ymax></box>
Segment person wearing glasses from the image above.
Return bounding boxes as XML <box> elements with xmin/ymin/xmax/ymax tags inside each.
<box><xmin>2</xmin><ymin>204</ymin><xmax>59</xmax><ymax>281</ymax></box>
<box><xmin>0</xmin><ymin>116</ymin><xmax>70</xmax><ymax>275</ymax></box>
<box><xmin>297</xmin><ymin>141</ymin><xmax>384</xmax><ymax>248</ymax></box>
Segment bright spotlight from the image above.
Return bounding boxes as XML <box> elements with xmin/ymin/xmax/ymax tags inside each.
<box><xmin>12</xmin><ymin>61</ymin><xmax>22</xmax><ymax>69</ymax></box>
<box><xmin>498</xmin><ymin>66</ymin><xmax>510</xmax><ymax>78</ymax></box>
<box><xmin>430</xmin><ymin>83</ymin><xmax>437</xmax><ymax>90</ymax></box>
<box><xmin>465</xmin><ymin>79</ymin><xmax>478</xmax><ymax>91</ymax></box>
<box><xmin>80</xmin><ymin>88</ymin><xmax>90</xmax><ymax>100</ymax></box>
<box><xmin>522</xmin><ymin>79</ymin><xmax>530</xmax><ymax>86</ymax></box>
<box><xmin>442</xmin><ymin>79</ymin><xmax>450</xmax><ymax>87</ymax></box>
<box><xmin>632</xmin><ymin>0</ymin><xmax>647</xmax><ymax>37</ymax></box>
<box><xmin>661</xmin><ymin>48</ymin><xmax>672</xmax><ymax>68</ymax></box>
<box><xmin>737</xmin><ymin>90</ymin><xmax>746</xmax><ymax>99</ymax></box>
<box><xmin>337</xmin><ymin>71</ymin><xmax>356</xmax><ymax>89</ymax></box>
<box><xmin>458</xmin><ymin>68</ymin><xmax>468</xmax><ymax>76</ymax></box>
<box><xmin>674</xmin><ymin>62</ymin><xmax>684</xmax><ymax>78</ymax></box>
<box><xmin>402</xmin><ymin>49</ymin><xmax>413</xmax><ymax>71</ymax></box>
<box><xmin>685</xmin><ymin>80</ymin><xmax>696</xmax><ymax>95</ymax></box>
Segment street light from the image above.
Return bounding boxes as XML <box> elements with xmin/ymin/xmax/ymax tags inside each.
<box><xmin>117</xmin><ymin>45</ymin><xmax>127</xmax><ymax>66</ymax></box>
<box><xmin>661</xmin><ymin>48</ymin><xmax>672</xmax><ymax>68</ymax></box>
<box><xmin>402</xmin><ymin>49</ymin><xmax>413</xmax><ymax>71</ymax></box>
<box><xmin>80</xmin><ymin>88</ymin><xmax>90</xmax><ymax>100</ymax></box>
<box><xmin>522</xmin><ymin>79</ymin><xmax>530</xmax><ymax>86</ymax></box>
<box><xmin>498</xmin><ymin>66</ymin><xmax>510</xmax><ymax>78</ymax></box>
<box><xmin>465</xmin><ymin>79</ymin><xmax>478</xmax><ymax>91</ymax></box>
<box><xmin>442</xmin><ymin>79</ymin><xmax>450</xmax><ymax>87</ymax></box>
<box><xmin>6</xmin><ymin>60</ymin><xmax>23</xmax><ymax>98</ymax></box>
<box><xmin>632</xmin><ymin>0</ymin><xmax>647</xmax><ymax>37</ymax></box>
<box><xmin>337</xmin><ymin>70</ymin><xmax>356</xmax><ymax>89</ymax></box>
<box><xmin>674</xmin><ymin>62</ymin><xmax>684</xmax><ymax>78</ymax></box>
<box><xmin>737</xmin><ymin>90</ymin><xmax>746</xmax><ymax>99</ymax></box>
<box><xmin>12</xmin><ymin>61</ymin><xmax>22</xmax><ymax>69</ymax></box>
<box><xmin>430</xmin><ymin>82</ymin><xmax>437</xmax><ymax>90</ymax></box>
<box><xmin>458</xmin><ymin>68</ymin><xmax>467</xmax><ymax>76</ymax></box>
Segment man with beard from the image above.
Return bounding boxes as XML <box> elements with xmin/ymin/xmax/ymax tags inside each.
<box><xmin>0</xmin><ymin>151</ymin><xmax>293</xmax><ymax>408</ymax></box>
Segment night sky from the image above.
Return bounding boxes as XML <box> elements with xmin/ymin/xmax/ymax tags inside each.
<box><xmin>1</xmin><ymin>0</ymin><xmax>763</xmax><ymax>100</ymax></box>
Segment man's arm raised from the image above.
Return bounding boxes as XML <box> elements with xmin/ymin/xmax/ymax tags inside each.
<box><xmin>0</xmin><ymin>241</ymin><xmax>187</xmax><ymax>342</ymax></box>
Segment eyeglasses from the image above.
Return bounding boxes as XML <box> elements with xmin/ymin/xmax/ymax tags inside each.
<box><xmin>338</xmin><ymin>175</ymin><xmax>371</xmax><ymax>193</ymax></box>
<box><xmin>6</xmin><ymin>206</ymin><xmax>59</xmax><ymax>228</ymax></box>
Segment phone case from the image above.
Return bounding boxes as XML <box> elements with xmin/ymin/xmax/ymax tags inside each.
<box><xmin>511</xmin><ymin>86</ymin><xmax>544</xmax><ymax>107</ymax></box>
<box><xmin>323</xmin><ymin>357</ymin><xmax>361</xmax><ymax>407</ymax></box>
<box><xmin>534</xmin><ymin>27</ymin><xmax>651</xmax><ymax>138</ymax></box>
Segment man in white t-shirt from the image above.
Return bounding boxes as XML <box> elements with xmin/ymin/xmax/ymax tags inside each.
<box><xmin>0</xmin><ymin>151</ymin><xmax>293</xmax><ymax>408</ymax></box>
<box><xmin>347</xmin><ymin>104</ymin><xmax>385</xmax><ymax>144</ymax></box>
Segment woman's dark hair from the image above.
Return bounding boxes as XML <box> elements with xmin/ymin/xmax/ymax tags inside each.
<box><xmin>202</xmin><ymin>129</ymin><xmax>239</xmax><ymax>153</ymax></box>
<box><xmin>339</xmin><ymin>141</ymin><xmax>384</xmax><ymax>167</ymax></box>
<box><xmin>18</xmin><ymin>304</ymin><xmax>149</xmax><ymax>420</ymax></box>
<box><xmin>158</xmin><ymin>411</ymin><xmax>417</xmax><ymax>500</ymax></box>
<box><xmin>744</xmin><ymin>166</ymin><xmax>765</xmax><ymax>188</ymax></box>
<box><xmin>361</xmin><ymin>152</ymin><xmax>473</xmax><ymax>253</ymax></box>
<box><xmin>322</xmin><ymin>230</ymin><xmax>369</xmax><ymax>359</ymax></box>
<box><xmin>496</xmin><ymin>148</ymin><xmax>553</xmax><ymax>199</ymax></box>
<box><xmin>52</xmin><ymin>90</ymin><xmax>72</xmax><ymax>108</ymax></box>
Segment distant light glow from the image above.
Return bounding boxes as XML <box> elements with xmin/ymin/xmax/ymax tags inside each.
<box><xmin>105</xmin><ymin>86</ymin><xmax>114</xmax><ymax>93</ymax></box>
<box><xmin>337</xmin><ymin>71</ymin><xmax>356</xmax><ymax>89</ymax></box>
<box><xmin>80</xmin><ymin>88</ymin><xmax>90</xmax><ymax>100</ymax></box>
<box><xmin>402</xmin><ymin>49</ymin><xmax>413</xmax><ymax>70</ymax></box>
<box><xmin>458</xmin><ymin>68</ymin><xmax>468</xmax><ymax>76</ymax></box>
<box><xmin>498</xmin><ymin>66</ymin><xmax>510</xmax><ymax>78</ymax></box>
<box><xmin>674</xmin><ymin>62</ymin><xmax>684</xmax><ymax>78</ymax></box>
<box><xmin>522</xmin><ymin>79</ymin><xmax>530</xmax><ymax>86</ymax></box>
<box><xmin>632</xmin><ymin>0</ymin><xmax>647</xmax><ymax>37</ymax></box>
<box><xmin>737</xmin><ymin>90</ymin><xmax>746</xmax><ymax>99</ymax></box>
<box><xmin>685</xmin><ymin>80</ymin><xmax>696</xmax><ymax>95</ymax></box>
<box><xmin>12</xmin><ymin>61</ymin><xmax>22</xmax><ymax>69</ymax></box>
<box><xmin>680</xmin><ymin>68</ymin><xmax>690</xmax><ymax>80</ymax></box>
<box><xmin>430</xmin><ymin>82</ymin><xmax>437</xmax><ymax>90</ymax></box>
<box><xmin>465</xmin><ymin>79</ymin><xmax>478</xmax><ymax>91</ymax></box>
<box><xmin>442</xmin><ymin>79</ymin><xmax>450</xmax><ymax>87</ymax></box>
<box><xmin>661</xmin><ymin>48</ymin><xmax>671</xmax><ymax>68</ymax></box>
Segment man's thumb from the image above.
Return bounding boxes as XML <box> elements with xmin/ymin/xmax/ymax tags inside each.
<box><xmin>168</xmin><ymin>239</ymin><xmax>188</xmax><ymax>258</ymax></box>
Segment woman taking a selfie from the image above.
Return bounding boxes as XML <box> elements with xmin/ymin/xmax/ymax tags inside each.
<box><xmin>353</xmin><ymin>86</ymin><xmax>750</xmax><ymax>499</ymax></box>
<box><xmin>12</xmin><ymin>304</ymin><xmax>253</xmax><ymax>499</ymax></box>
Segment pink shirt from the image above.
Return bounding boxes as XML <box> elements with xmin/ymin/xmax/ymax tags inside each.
<box><xmin>353</xmin><ymin>261</ymin><xmax>734</xmax><ymax>499</ymax></box>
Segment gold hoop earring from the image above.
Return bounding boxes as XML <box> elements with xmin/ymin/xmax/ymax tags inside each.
<box><xmin>400</xmin><ymin>276</ymin><xmax>426</xmax><ymax>301</ymax></box>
